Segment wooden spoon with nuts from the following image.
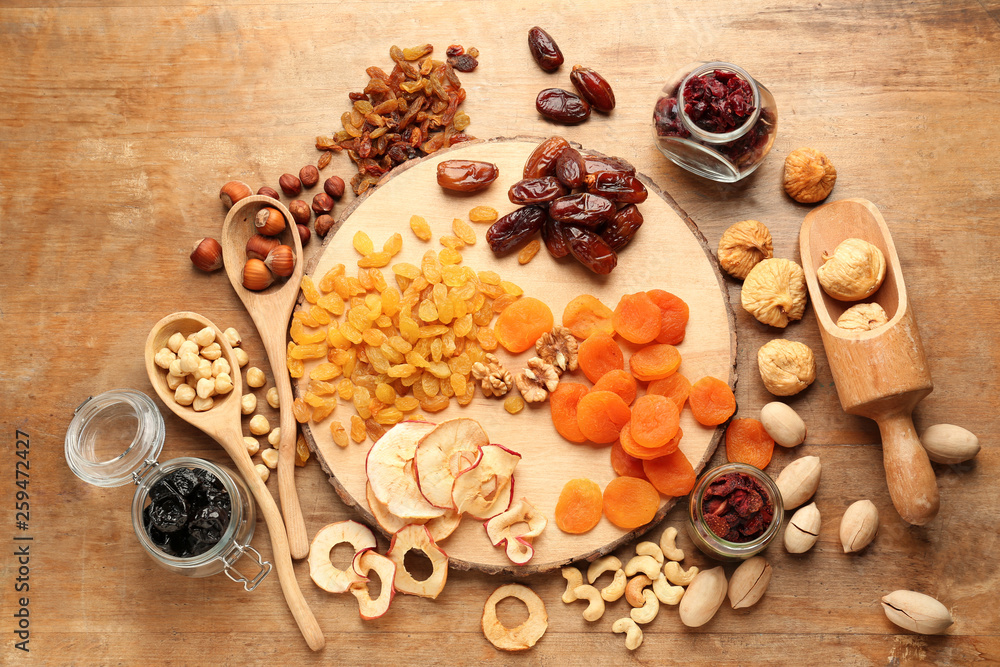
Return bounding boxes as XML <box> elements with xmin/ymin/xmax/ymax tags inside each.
<box><xmin>145</xmin><ymin>311</ymin><xmax>324</xmax><ymax>651</ymax></box>
<box><xmin>799</xmin><ymin>198</ymin><xmax>939</xmax><ymax>526</ymax></box>
<box><xmin>221</xmin><ymin>195</ymin><xmax>310</xmax><ymax>559</ymax></box>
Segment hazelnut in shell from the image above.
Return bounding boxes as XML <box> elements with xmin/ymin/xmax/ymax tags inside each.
<box><xmin>315</xmin><ymin>214</ymin><xmax>335</xmax><ymax>237</ymax></box>
<box><xmin>296</xmin><ymin>224</ymin><xmax>311</xmax><ymax>246</ymax></box>
<box><xmin>299</xmin><ymin>165</ymin><xmax>320</xmax><ymax>188</ymax></box>
<box><xmin>288</xmin><ymin>199</ymin><xmax>311</xmax><ymax>226</ymax></box>
<box><xmin>243</xmin><ymin>258</ymin><xmax>274</xmax><ymax>291</ymax></box>
<box><xmin>190</xmin><ymin>237</ymin><xmax>224</xmax><ymax>272</ymax></box>
<box><xmin>324</xmin><ymin>176</ymin><xmax>346</xmax><ymax>200</ymax></box>
<box><xmin>279</xmin><ymin>173</ymin><xmax>302</xmax><ymax>197</ymax></box>
<box><xmin>219</xmin><ymin>181</ymin><xmax>252</xmax><ymax>209</ymax></box>
<box><xmin>254</xmin><ymin>207</ymin><xmax>286</xmax><ymax>236</ymax></box>
<box><xmin>312</xmin><ymin>193</ymin><xmax>334</xmax><ymax>215</ymax></box>
<box><xmin>257</xmin><ymin>185</ymin><xmax>280</xmax><ymax>200</ymax></box>
<box><xmin>264</xmin><ymin>245</ymin><xmax>296</xmax><ymax>278</ymax></box>
<box><xmin>246</xmin><ymin>233</ymin><xmax>280</xmax><ymax>261</ymax></box>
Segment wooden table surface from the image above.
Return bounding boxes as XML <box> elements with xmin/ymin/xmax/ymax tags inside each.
<box><xmin>2</xmin><ymin>1</ymin><xmax>998</xmax><ymax>664</ymax></box>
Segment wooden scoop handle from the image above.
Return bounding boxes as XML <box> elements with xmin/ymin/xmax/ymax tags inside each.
<box><xmin>877</xmin><ymin>410</ymin><xmax>940</xmax><ymax>526</ymax></box>
<box><xmin>218</xmin><ymin>425</ymin><xmax>325</xmax><ymax>651</ymax></box>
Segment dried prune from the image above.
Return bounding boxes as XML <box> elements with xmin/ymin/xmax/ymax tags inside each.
<box><xmin>564</xmin><ymin>225</ymin><xmax>618</xmax><ymax>275</ymax></box>
<box><xmin>601</xmin><ymin>204</ymin><xmax>644</xmax><ymax>251</ymax></box>
<box><xmin>527</xmin><ymin>26</ymin><xmax>563</xmax><ymax>72</ymax></box>
<box><xmin>164</xmin><ymin>468</ymin><xmax>200</xmax><ymax>497</ymax></box>
<box><xmin>436</xmin><ymin>159</ymin><xmax>499</xmax><ymax>192</ymax></box>
<box><xmin>570</xmin><ymin>65</ymin><xmax>616</xmax><ymax>113</ymax></box>
<box><xmin>536</xmin><ymin>88</ymin><xmax>591</xmax><ymax>125</ymax></box>
<box><xmin>584</xmin><ymin>171</ymin><xmax>648</xmax><ymax>203</ymax></box>
<box><xmin>542</xmin><ymin>215</ymin><xmax>571</xmax><ymax>258</ymax></box>
<box><xmin>143</xmin><ymin>466</ymin><xmax>232</xmax><ymax>558</ymax></box>
<box><xmin>583</xmin><ymin>154</ymin><xmax>636</xmax><ymax>176</ymax></box>
<box><xmin>188</xmin><ymin>504</ymin><xmax>230</xmax><ymax>546</ymax></box>
<box><xmin>523</xmin><ymin>136</ymin><xmax>570</xmax><ymax>178</ymax></box>
<box><xmin>149</xmin><ymin>495</ymin><xmax>188</xmax><ymax>533</ymax></box>
<box><xmin>548</xmin><ymin>193</ymin><xmax>615</xmax><ymax>227</ymax></box>
<box><xmin>487</xmin><ymin>205</ymin><xmax>547</xmax><ymax>254</ymax></box>
<box><xmin>555</xmin><ymin>147</ymin><xmax>586</xmax><ymax>188</ymax></box>
<box><xmin>508</xmin><ymin>176</ymin><xmax>567</xmax><ymax>205</ymax></box>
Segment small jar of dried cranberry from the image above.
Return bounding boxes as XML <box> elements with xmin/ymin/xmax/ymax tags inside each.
<box><xmin>652</xmin><ymin>62</ymin><xmax>777</xmax><ymax>182</ymax></box>
<box><xmin>65</xmin><ymin>390</ymin><xmax>271</xmax><ymax>589</ymax></box>
<box><xmin>686</xmin><ymin>462</ymin><xmax>784</xmax><ymax>561</ymax></box>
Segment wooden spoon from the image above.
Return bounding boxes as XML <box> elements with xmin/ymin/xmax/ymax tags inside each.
<box><xmin>145</xmin><ymin>311</ymin><xmax>324</xmax><ymax>651</ymax></box>
<box><xmin>799</xmin><ymin>198</ymin><xmax>939</xmax><ymax>525</ymax></box>
<box><xmin>221</xmin><ymin>195</ymin><xmax>309</xmax><ymax>560</ymax></box>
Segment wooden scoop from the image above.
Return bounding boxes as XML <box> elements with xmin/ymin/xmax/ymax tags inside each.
<box><xmin>221</xmin><ymin>195</ymin><xmax>309</xmax><ymax>560</ymax></box>
<box><xmin>799</xmin><ymin>198</ymin><xmax>938</xmax><ymax>525</ymax></box>
<box><xmin>145</xmin><ymin>311</ymin><xmax>325</xmax><ymax>651</ymax></box>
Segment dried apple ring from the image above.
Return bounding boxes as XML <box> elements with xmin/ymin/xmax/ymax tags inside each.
<box><xmin>386</xmin><ymin>524</ymin><xmax>449</xmax><ymax>599</ymax></box>
<box><xmin>481</xmin><ymin>583</ymin><xmax>549</xmax><ymax>651</ymax></box>
<box><xmin>308</xmin><ymin>520</ymin><xmax>377</xmax><ymax>593</ymax></box>
<box><xmin>350</xmin><ymin>548</ymin><xmax>397</xmax><ymax>620</ymax></box>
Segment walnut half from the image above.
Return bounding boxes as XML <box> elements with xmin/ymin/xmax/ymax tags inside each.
<box><xmin>471</xmin><ymin>354</ymin><xmax>514</xmax><ymax>398</ymax></box>
<box><xmin>535</xmin><ymin>325</ymin><xmax>579</xmax><ymax>374</ymax></box>
<box><xmin>514</xmin><ymin>358</ymin><xmax>560</xmax><ymax>403</ymax></box>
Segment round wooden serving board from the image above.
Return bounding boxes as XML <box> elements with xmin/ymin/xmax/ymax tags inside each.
<box><xmin>298</xmin><ymin>137</ymin><xmax>736</xmax><ymax>574</ymax></box>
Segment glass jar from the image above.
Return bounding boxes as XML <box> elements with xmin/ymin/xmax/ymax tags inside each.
<box><xmin>65</xmin><ymin>389</ymin><xmax>271</xmax><ymax>590</ymax></box>
<box><xmin>686</xmin><ymin>462</ymin><xmax>783</xmax><ymax>561</ymax></box>
<box><xmin>652</xmin><ymin>62</ymin><xmax>777</xmax><ymax>182</ymax></box>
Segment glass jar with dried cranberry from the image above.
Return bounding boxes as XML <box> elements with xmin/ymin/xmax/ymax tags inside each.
<box><xmin>65</xmin><ymin>390</ymin><xmax>271</xmax><ymax>590</ymax></box>
<box><xmin>652</xmin><ymin>62</ymin><xmax>777</xmax><ymax>182</ymax></box>
<box><xmin>686</xmin><ymin>462</ymin><xmax>784</xmax><ymax>561</ymax></box>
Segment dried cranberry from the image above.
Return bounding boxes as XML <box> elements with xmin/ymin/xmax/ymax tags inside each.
<box><xmin>681</xmin><ymin>69</ymin><xmax>756</xmax><ymax>133</ymax></box>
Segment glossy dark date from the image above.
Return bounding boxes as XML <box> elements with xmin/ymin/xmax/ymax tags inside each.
<box><xmin>564</xmin><ymin>224</ymin><xmax>618</xmax><ymax>275</ymax></box>
<box><xmin>548</xmin><ymin>193</ymin><xmax>615</xmax><ymax>227</ymax></box>
<box><xmin>487</xmin><ymin>205</ymin><xmax>547</xmax><ymax>254</ymax></box>
<box><xmin>508</xmin><ymin>176</ymin><xmax>568</xmax><ymax>205</ymax></box>
<box><xmin>555</xmin><ymin>147</ymin><xmax>586</xmax><ymax>189</ymax></box>
<box><xmin>541</xmin><ymin>216</ymin><xmax>570</xmax><ymax>258</ymax></box>
<box><xmin>436</xmin><ymin>160</ymin><xmax>499</xmax><ymax>192</ymax></box>
<box><xmin>527</xmin><ymin>26</ymin><xmax>564</xmax><ymax>72</ymax></box>
<box><xmin>584</xmin><ymin>171</ymin><xmax>648</xmax><ymax>203</ymax></box>
<box><xmin>536</xmin><ymin>88</ymin><xmax>591</xmax><ymax>125</ymax></box>
<box><xmin>570</xmin><ymin>65</ymin><xmax>616</xmax><ymax>113</ymax></box>
<box><xmin>583</xmin><ymin>154</ymin><xmax>636</xmax><ymax>176</ymax></box>
<box><xmin>523</xmin><ymin>136</ymin><xmax>569</xmax><ymax>179</ymax></box>
<box><xmin>600</xmin><ymin>204</ymin><xmax>644</xmax><ymax>251</ymax></box>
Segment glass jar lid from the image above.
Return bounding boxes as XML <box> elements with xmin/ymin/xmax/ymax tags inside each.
<box><xmin>65</xmin><ymin>389</ymin><xmax>165</xmax><ymax>488</ymax></box>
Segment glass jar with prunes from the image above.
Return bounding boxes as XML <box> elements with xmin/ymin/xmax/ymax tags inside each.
<box><xmin>686</xmin><ymin>462</ymin><xmax>784</xmax><ymax>561</ymax></box>
<box><xmin>65</xmin><ymin>389</ymin><xmax>270</xmax><ymax>589</ymax></box>
<box><xmin>652</xmin><ymin>62</ymin><xmax>777</xmax><ymax>183</ymax></box>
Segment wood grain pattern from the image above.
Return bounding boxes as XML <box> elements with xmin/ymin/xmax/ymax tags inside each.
<box><xmin>295</xmin><ymin>137</ymin><xmax>734</xmax><ymax>573</ymax></box>
<box><xmin>2</xmin><ymin>1</ymin><xmax>999</xmax><ymax>664</ymax></box>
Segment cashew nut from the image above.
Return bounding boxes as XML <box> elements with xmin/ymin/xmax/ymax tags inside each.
<box><xmin>611</xmin><ymin>617</ymin><xmax>644</xmax><ymax>650</ymax></box>
<box><xmin>600</xmin><ymin>569</ymin><xmax>627</xmax><ymax>602</ymax></box>
<box><xmin>572</xmin><ymin>584</ymin><xmax>606</xmax><ymax>622</ymax></box>
<box><xmin>659</xmin><ymin>526</ymin><xmax>685</xmax><ymax>561</ymax></box>
<box><xmin>652</xmin><ymin>573</ymin><xmax>685</xmax><ymax>605</ymax></box>
<box><xmin>624</xmin><ymin>555</ymin><xmax>661</xmax><ymax>579</ymax></box>
<box><xmin>587</xmin><ymin>555</ymin><xmax>622</xmax><ymax>584</ymax></box>
<box><xmin>630</xmin><ymin>589</ymin><xmax>660</xmax><ymax>625</ymax></box>
<box><xmin>635</xmin><ymin>541</ymin><xmax>665</xmax><ymax>565</ymax></box>
<box><xmin>561</xmin><ymin>567</ymin><xmax>583</xmax><ymax>603</ymax></box>
<box><xmin>664</xmin><ymin>560</ymin><xmax>699</xmax><ymax>586</ymax></box>
<box><xmin>625</xmin><ymin>574</ymin><xmax>652</xmax><ymax>608</ymax></box>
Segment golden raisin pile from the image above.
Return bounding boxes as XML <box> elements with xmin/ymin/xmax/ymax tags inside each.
<box><xmin>287</xmin><ymin>219</ymin><xmax>525</xmax><ymax>446</ymax></box>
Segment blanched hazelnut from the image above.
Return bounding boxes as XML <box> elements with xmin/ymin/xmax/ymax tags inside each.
<box><xmin>817</xmin><ymin>238</ymin><xmax>886</xmax><ymax>302</ymax></box>
<box><xmin>233</xmin><ymin>347</ymin><xmax>250</xmax><ymax>368</ymax></box>
<box><xmin>255</xmin><ymin>463</ymin><xmax>270</xmax><ymax>482</ymax></box>
<box><xmin>718</xmin><ymin>220</ymin><xmax>773</xmax><ymax>280</ymax></box>
<box><xmin>241</xmin><ymin>392</ymin><xmax>257</xmax><ymax>415</ymax></box>
<box><xmin>266</xmin><ymin>387</ymin><xmax>280</xmax><ymax>409</ymax></box>
<box><xmin>741</xmin><ymin>258</ymin><xmax>808</xmax><ymax>328</ymax></box>
<box><xmin>244</xmin><ymin>436</ymin><xmax>260</xmax><ymax>456</ymax></box>
<box><xmin>167</xmin><ymin>332</ymin><xmax>185</xmax><ymax>353</ymax></box>
<box><xmin>262</xmin><ymin>448</ymin><xmax>279</xmax><ymax>469</ymax></box>
<box><xmin>758</xmin><ymin>339</ymin><xmax>816</xmax><ymax>396</ymax></box>
<box><xmin>249</xmin><ymin>414</ymin><xmax>270</xmax><ymax>435</ymax></box>
<box><xmin>223</xmin><ymin>327</ymin><xmax>242</xmax><ymax>347</ymax></box>
<box><xmin>837</xmin><ymin>303</ymin><xmax>889</xmax><ymax>331</ymax></box>
<box><xmin>246</xmin><ymin>367</ymin><xmax>266</xmax><ymax>388</ymax></box>
<box><xmin>783</xmin><ymin>148</ymin><xmax>836</xmax><ymax>203</ymax></box>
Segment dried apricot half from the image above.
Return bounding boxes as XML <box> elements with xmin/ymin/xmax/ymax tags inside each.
<box><xmin>628</xmin><ymin>343</ymin><xmax>681</xmax><ymax>382</ymax></box>
<box><xmin>603</xmin><ymin>476</ymin><xmax>660</xmax><ymax>529</ymax></box>
<box><xmin>494</xmin><ymin>297</ymin><xmax>553</xmax><ymax>353</ymax></box>
<box><xmin>725</xmin><ymin>418</ymin><xmax>775</xmax><ymax>469</ymax></box>
<box><xmin>689</xmin><ymin>376</ymin><xmax>736</xmax><ymax>426</ymax></box>
<box><xmin>576</xmin><ymin>390</ymin><xmax>631</xmax><ymax>444</ymax></box>
<box><xmin>555</xmin><ymin>478</ymin><xmax>603</xmax><ymax>534</ymax></box>
<box><xmin>592</xmin><ymin>369</ymin><xmax>638</xmax><ymax>405</ymax></box>
<box><xmin>562</xmin><ymin>294</ymin><xmax>615</xmax><ymax>340</ymax></box>
<box><xmin>629</xmin><ymin>395</ymin><xmax>680</xmax><ymax>449</ymax></box>
<box><xmin>577</xmin><ymin>332</ymin><xmax>624</xmax><ymax>384</ymax></box>
<box><xmin>612</xmin><ymin>292</ymin><xmax>661</xmax><ymax>344</ymax></box>
<box><xmin>549</xmin><ymin>382</ymin><xmax>590</xmax><ymax>444</ymax></box>
<box><xmin>642</xmin><ymin>449</ymin><xmax>696</xmax><ymax>497</ymax></box>
<box><xmin>646</xmin><ymin>373</ymin><xmax>692</xmax><ymax>413</ymax></box>
<box><xmin>610</xmin><ymin>439</ymin><xmax>647</xmax><ymax>479</ymax></box>
<box><xmin>646</xmin><ymin>289</ymin><xmax>689</xmax><ymax>345</ymax></box>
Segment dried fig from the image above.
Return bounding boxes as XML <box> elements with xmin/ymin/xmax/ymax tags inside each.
<box><xmin>741</xmin><ymin>258</ymin><xmax>808</xmax><ymax>328</ymax></box>
<box><xmin>783</xmin><ymin>147</ymin><xmax>836</xmax><ymax>203</ymax></box>
<box><xmin>718</xmin><ymin>220</ymin><xmax>773</xmax><ymax>280</ymax></box>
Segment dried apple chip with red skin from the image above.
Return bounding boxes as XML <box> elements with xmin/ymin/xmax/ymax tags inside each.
<box><xmin>484</xmin><ymin>498</ymin><xmax>548</xmax><ymax>565</ymax></box>
<box><xmin>425</xmin><ymin>508</ymin><xmax>463</xmax><ymax>543</ymax></box>
<box><xmin>365</xmin><ymin>421</ymin><xmax>445</xmax><ymax>520</ymax></box>
<box><xmin>414</xmin><ymin>418</ymin><xmax>489</xmax><ymax>509</ymax></box>
<box><xmin>350</xmin><ymin>548</ymin><xmax>397</xmax><ymax>620</ymax></box>
<box><xmin>366</xmin><ymin>482</ymin><xmax>425</xmax><ymax>535</ymax></box>
<box><xmin>452</xmin><ymin>444</ymin><xmax>520</xmax><ymax>519</ymax></box>
<box><xmin>308</xmin><ymin>520</ymin><xmax>377</xmax><ymax>593</ymax></box>
<box><xmin>386</xmin><ymin>524</ymin><xmax>449</xmax><ymax>599</ymax></box>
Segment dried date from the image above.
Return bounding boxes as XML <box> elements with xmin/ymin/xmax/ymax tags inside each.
<box><xmin>600</xmin><ymin>204</ymin><xmax>644</xmax><ymax>251</ymax></box>
<box><xmin>555</xmin><ymin>147</ymin><xmax>586</xmax><ymax>188</ymax></box>
<box><xmin>536</xmin><ymin>89</ymin><xmax>591</xmax><ymax>125</ymax></box>
<box><xmin>548</xmin><ymin>193</ymin><xmax>615</xmax><ymax>227</ymax></box>
<box><xmin>541</xmin><ymin>215</ymin><xmax>570</xmax><ymax>259</ymax></box>
<box><xmin>564</xmin><ymin>225</ymin><xmax>618</xmax><ymax>275</ymax></box>
<box><xmin>487</xmin><ymin>205</ymin><xmax>547</xmax><ymax>254</ymax></box>
<box><xmin>583</xmin><ymin>154</ymin><xmax>636</xmax><ymax>176</ymax></box>
<box><xmin>570</xmin><ymin>65</ymin><xmax>616</xmax><ymax>113</ymax></box>
<box><xmin>508</xmin><ymin>176</ymin><xmax>568</xmax><ymax>205</ymax></box>
<box><xmin>436</xmin><ymin>159</ymin><xmax>499</xmax><ymax>192</ymax></box>
<box><xmin>527</xmin><ymin>26</ymin><xmax>564</xmax><ymax>72</ymax></box>
<box><xmin>584</xmin><ymin>171</ymin><xmax>648</xmax><ymax>203</ymax></box>
<box><xmin>523</xmin><ymin>136</ymin><xmax>570</xmax><ymax>178</ymax></box>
